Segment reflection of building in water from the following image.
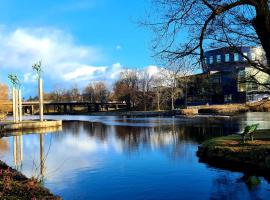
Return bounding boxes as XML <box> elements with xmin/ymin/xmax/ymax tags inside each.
<box><xmin>13</xmin><ymin>135</ymin><xmax>23</xmax><ymax>170</ymax></box>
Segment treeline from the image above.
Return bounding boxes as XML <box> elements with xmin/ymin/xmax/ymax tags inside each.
<box><xmin>0</xmin><ymin>83</ymin><xmax>8</xmax><ymax>113</ymax></box>
<box><xmin>29</xmin><ymin>68</ymin><xmax>188</xmax><ymax>111</ymax></box>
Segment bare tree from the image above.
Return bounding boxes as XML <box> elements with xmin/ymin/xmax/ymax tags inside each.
<box><xmin>0</xmin><ymin>83</ymin><xmax>9</xmax><ymax>114</ymax></box>
<box><xmin>113</xmin><ymin>70</ymin><xmax>139</xmax><ymax>110</ymax></box>
<box><xmin>83</xmin><ymin>84</ymin><xmax>95</xmax><ymax>102</ymax></box>
<box><xmin>138</xmin><ymin>70</ymin><xmax>155</xmax><ymax>111</ymax></box>
<box><xmin>145</xmin><ymin>0</ymin><xmax>270</xmax><ymax>76</ymax></box>
<box><xmin>94</xmin><ymin>82</ymin><xmax>110</xmax><ymax>103</ymax></box>
<box><xmin>161</xmin><ymin>58</ymin><xmax>193</xmax><ymax>110</ymax></box>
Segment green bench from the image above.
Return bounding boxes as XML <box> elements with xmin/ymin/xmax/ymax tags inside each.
<box><xmin>241</xmin><ymin>124</ymin><xmax>259</xmax><ymax>143</ymax></box>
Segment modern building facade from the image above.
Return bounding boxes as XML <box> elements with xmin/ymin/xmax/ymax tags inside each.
<box><xmin>184</xmin><ymin>46</ymin><xmax>270</xmax><ymax>105</ymax></box>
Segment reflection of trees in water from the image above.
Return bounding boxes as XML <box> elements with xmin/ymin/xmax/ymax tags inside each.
<box><xmin>82</xmin><ymin>122</ymin><xmax>110</xmax><ymax>141</ymax></box>
<box><xmin>209</xmin><ymin>173</ymin><xmax>265</xmax><ymax>200</ymax></box>
<box><xmin>113</xmin><ymin>122</ymin><xmax>235</xmax><ymax>156</ymax></box>
<box><xmin>60</xmin><ymin>121</ymin><xmax>110</xmax><ymax>141</ymax></box>
<box><xmin>0</xmin><ymin>138</ymin><xmax>9</xmax><ymax>156</ymax></box>
<box><xmin>115</xmin><ymin>126</ymin><xmax>152</xmax><ymax>153</ymax></box>
<box><xmin>58</xmin><ymin>120</ymin><xmax>241</xmax><ymax>158</ymax></box>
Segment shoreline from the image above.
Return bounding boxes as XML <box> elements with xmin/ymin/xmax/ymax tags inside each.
<box><xmin>197</xmin><ymin>132</ymin><xmax>270</xmax><ymax>181</ymax></box>
<box><xmin>0</xmin><ymin>160</ymin><xmax>60</xmax><ymax>199</ymax></box>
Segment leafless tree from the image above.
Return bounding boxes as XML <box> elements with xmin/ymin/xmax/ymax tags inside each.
<box><xmin>0</xmin><ymin>83</ymin><xmax>9</xmax><ymax>114</ymax></box>
<box><xmin>161</xmin><ymin>58</ymin><xmax>194</xmax><ymax>110</ymax></box>
<box><xmin>145</xmin><ymin>0</ymin><xmax>270</xmax><ymax>76</ymax></box>
<box><xmin>94</xmin><ymin>82</ymin><xmax>110</xmax><ymax>103</ymax></box>
<box><xmin>83</xmin><ymin>83</ymin><xmax>95</xmax><ymax>102</ymax></box>
<box><xmin>113</xmin><ymin>70</ymin><xmax>140</xmax><ymax>110</ymax></box>
<box><xmin>138</xmin><ymin>71</ymin><xmax>155</xmax><ymax>111</ymax></box>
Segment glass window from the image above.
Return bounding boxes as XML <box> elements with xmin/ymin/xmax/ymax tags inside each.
<box><xmin>209</xmin><ymin>56</ymin><xmax>213</xmax><ymax>64</ymax></box>
<box><xmin>243</xmin><ymin>52</ymin><xmax>248</xmax><ymax>61</ymax></box>
<box><xmin>234</xmin><ymin>53</ymin><xmax>239</xmax><ymax>61</ymax></box>
<box><xmin>251</xmin><ymin>53</ymin><xmax>255</xmax><ymax>61</ymax></box>
<box><xmin>225</xmin><ymin>54</ymin><xmax>230</xmax><ymax>62</ymax></box>
<box><xmin>216</xmin><ymin>55</ymin><xmax>221</xmax><ymax>63</ymax></box>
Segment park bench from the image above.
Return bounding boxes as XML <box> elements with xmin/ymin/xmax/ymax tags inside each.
<box><xmin>241</xmin><ymin>124</ymin><xmax>259</xmax><ymax>143</ymax></box>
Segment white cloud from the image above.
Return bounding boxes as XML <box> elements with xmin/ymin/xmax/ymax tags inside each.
<box><xmin>0</xmin><ymin>26</ymin><xmax>161</xmax><ymax>96</ymax></box>
<box><xmin>0</xmin><ymin>26</ymin><xmax>125</xmax><ymax>92</ymax></box>
<box><xmin>145</xmin><ymin>65</ymin><xmax>160</xmax><ymax>77</ymax></box>
<box><xmin>63</xmin><ymin>65</ymin><xmax>107</xmax><ymax>81</ymax></box>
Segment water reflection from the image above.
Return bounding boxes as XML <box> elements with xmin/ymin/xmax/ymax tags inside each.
<box><xmin>0</xmin><ymin>114</ymin><xmax>270</xmax><ymax>199</ymax></box>
<box><xmin>13</xmin><ymin>135</ymin><xmax>23</xmax><ymax>170</ymax></box>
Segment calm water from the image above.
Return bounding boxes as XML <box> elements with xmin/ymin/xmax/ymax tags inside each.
<box><xmin>1</xmin><ymin>113</ymin><xmax>270</xmax><ymax>199</ymax></box>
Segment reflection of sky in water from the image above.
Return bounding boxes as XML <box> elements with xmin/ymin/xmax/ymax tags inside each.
<box><xmin>1</xmin><ymin>113</ymin><xmax>270</xmax><ymax>199</ymax></box>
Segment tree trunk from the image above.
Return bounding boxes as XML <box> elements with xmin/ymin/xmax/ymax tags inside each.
<box><xmin>171</xmin><ymin>89</ymin><xmax>175</xmax><ymax>110</ymax></box>
<box><xmin>157</xmin><ymin>89</ymin><xmax>160</xmax><ymax>111</ymax></box>
<box><xmin>253</xmin><ymin>1</ymin><xmax>270</xmax><ymax>71</ymax></box>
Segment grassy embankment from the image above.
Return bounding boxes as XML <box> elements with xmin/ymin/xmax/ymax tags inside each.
<box><xmin>0</xmin><ymin>161</ymin><xmax>60</xmax><ymax>199</ymax></box>
<box><xmin>197</xmin><ymin>130</ymin><xmax>270</xmax><ymax>179</ymax></box>
<box><xmin>0</xmin><ymin>115</ymin><xmax>60</xmax><ymax>199</ymax></box>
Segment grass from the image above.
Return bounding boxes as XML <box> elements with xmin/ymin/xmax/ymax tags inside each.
<box><xmin>198</xmin><ymin>130</ymin><xmax>270</xmax><ymax>174</ymax></box>
<box><xmin>202</xmin><ymin>133</ymin><xmax>270</xmax><ymax>152</ymax></box>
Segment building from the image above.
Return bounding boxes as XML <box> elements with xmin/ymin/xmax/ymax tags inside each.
<box><xmin>185</xmin><ymin>46</ymin><xmax>270</xmax><ymax>105</ymax></box>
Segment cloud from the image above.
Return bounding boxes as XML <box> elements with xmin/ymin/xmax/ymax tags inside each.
<box><xmin>63</xmin><ymin>65</ymin><xmax>107</xmax><ymax>81</ymax></box>
<box><xmin>0</xmin><ymin>26</ymin><xmax>161</xmax><ymax>97</ymax></box>
<box><xmin>0</xmin><ymin>26</ymin><xmax>125</xmax><ymax>94</ymax></box>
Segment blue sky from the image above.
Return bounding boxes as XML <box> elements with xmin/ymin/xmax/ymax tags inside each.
<box><xmin>0</xmin><ymin>0</ymin><xmax>156</xmax><ymax>97</ymax></box>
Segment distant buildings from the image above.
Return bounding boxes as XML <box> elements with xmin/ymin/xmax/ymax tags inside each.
<box><xmin>184</xmin><ymin>46</ymin><xmax>270</xmax><ymax>105</ymax></box>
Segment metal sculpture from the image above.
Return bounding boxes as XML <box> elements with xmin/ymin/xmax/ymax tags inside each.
<box><xmin>32</xmin><ymin>60</ymin><xmax>44</xmax><ymax>121</ymax></box>
<box><xmin>32</xmin><ymin>60</ymin><xmax>43</xmax><ymax>78</ymax></box>
<box><xmin>8</xmin><ymin>73</ymin><xmax>22</xmax><ymax>122</ymax></box>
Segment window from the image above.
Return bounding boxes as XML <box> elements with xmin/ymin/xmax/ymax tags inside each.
<box><xmin>209</xmin><ymin>56</ymin><xmax>213</xmax><ymax>64</ymax></box>
<box><xmin>216</xmin><ymin>55</ymin><xmax>221</xmax><ymax>63</ymax></box>
<box><xmin>225</xmin><ymin>94</ymin><xmax>232</xmax><ymax>102</ymax></box>
<box><xmin>251</xmin><ymin>53</ymin><xmax>255</xmax><ymax>61</ymax></box>
<box><xmin>234</xmin><ymin>53</ymin><xmax>239</xmax><ymax>61</ymax></box>
<box><xmin>225</xmin><ymin>54</ymin><xmax>230</xmax><ymax>62</ymax></box>
<box><xmin>204</xmin><ymin>58</ymin><xmax>207</xmax><ymax>64</ymax></box>
<box><xmin>243</xmin><ymin>52</ymin><xmax>248</xmax><ymax>61</ymax></box>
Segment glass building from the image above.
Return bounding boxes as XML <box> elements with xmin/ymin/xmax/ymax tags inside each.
<box><xmin>185</xmin><ymin>46</ymin><xmax>270</xmax><ymax>105</ymax></box>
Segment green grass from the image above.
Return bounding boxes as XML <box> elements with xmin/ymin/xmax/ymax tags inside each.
<box><xmin>201</xmin><ymin>130</ymin><xmax>270</xmax><ymax>152</ymax></box>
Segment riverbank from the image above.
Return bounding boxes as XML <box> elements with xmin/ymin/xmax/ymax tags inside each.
<box><xmin>0</xmin><ymin>160</ymin><xmax>60</xmax><ymax>199</ymax></box>
<box><xmin>197</xmin><ymin>104</ymin><xmax>248</xmax><ymax>115</ymax></box>
<box><xmin>197</xmin><ymin>131</ymin><xmax>270</xmax><ymax>180</ymax></box>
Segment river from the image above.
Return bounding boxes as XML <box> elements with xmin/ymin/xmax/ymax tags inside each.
<box><xmin>0</xmin><ymin>113</ymin><xmax>270</xmax><ymax>199</ymax></box>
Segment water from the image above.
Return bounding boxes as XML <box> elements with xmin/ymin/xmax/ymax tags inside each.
<box><xmin>1</xmin><ymin>113</ymin><xmax>270</xmax><ymax>199</ymax></box>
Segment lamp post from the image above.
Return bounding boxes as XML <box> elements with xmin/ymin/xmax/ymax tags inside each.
<box><xmin>32</xmin><ymin>61</ymin><xmax>44</xmax><ymax>122</ymax></box>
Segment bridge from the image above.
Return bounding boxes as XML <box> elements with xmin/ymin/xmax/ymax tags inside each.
<box><xmin>3</xmin><ymin>101</ymin><xmax>127</xmax><ymax>114</ymax></box>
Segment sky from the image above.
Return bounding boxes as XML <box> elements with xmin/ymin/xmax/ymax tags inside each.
<box><xmin>0</xmin><ymin>0</ymin><xmax>158</xmax><ymax>98</ymax></box>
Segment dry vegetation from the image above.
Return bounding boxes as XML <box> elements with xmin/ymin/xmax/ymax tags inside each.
<box><xmin>0</xmin><ymin>161</ymin><xmax>60</xmax><ymax>200</ymax></box>
<box><xmin>198</xmin><ymin>104</ymin><xmax>248</xmax><ymax>115</ymax></box>
<box><xmin>248</xmin><ymin>100</ymin><xmax>270</xmax><ymax>112</ymax></box>
<box><xmin>0</xmin><ymin>83</ymin><xmax>9</xmax><ymax>120</ymax></box>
